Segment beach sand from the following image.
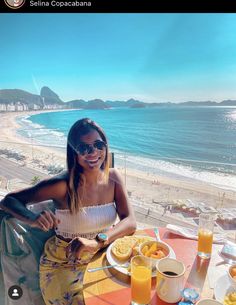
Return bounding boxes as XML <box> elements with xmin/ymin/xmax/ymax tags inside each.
<box><xmin>0</xmin><ymin>111</ymin><xmax>236</xmax><ymax>234</ymax></box>
<box><xmin>0</xmin><ymin>110</ymin><xmax>66</xmax><ymax>172</ymax></box>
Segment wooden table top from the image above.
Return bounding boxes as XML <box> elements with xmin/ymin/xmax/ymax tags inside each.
<box><xmin>83</xmin><ymin>228</ymin><xmax>223</xmax><ymax>305</ymax></box>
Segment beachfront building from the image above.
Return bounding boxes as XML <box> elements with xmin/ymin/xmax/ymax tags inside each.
<box><xmin>31</xmin><ymin>104</ymin><xmax>41</xmax><ymax>110</ymax></box>
<box><xmin>15</xmin><ymin>102</ymin><xmax>29</xmax><ymax>111</ymax></box>
<box><xmin>6</xmin><ymin>103</ymin><xmax>15</xmax><ymax>111</ymax></box>
<box><xmin>0</xmin><ymin>102</ymin><xmax>29</xmax><ymax>112</ymax></box>
<box><xmin>0</xmin><ymin>102</ymin><xmax>65</xmax><ymax>112</ymax></box>
<box><xmin>43</xmin><ymin>104</ymin><xmax>64</xmax><ymax>110</ymax></box>
<box><xmin>0</xmin><ymin>104</ymin><xmax>7</xmax><ymax>111</ymax></box>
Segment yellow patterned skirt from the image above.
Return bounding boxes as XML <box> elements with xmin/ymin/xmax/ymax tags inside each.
<box><xmin>39</xmin><ymin>236</ymin><xmax>93</xmax><ymax>305</ymax></box>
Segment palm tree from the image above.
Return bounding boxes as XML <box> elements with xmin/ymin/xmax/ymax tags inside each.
<box><xmin>31</xmin><ymin>176</ymin><xmax>41</xmax><ymax>185</ymax></box>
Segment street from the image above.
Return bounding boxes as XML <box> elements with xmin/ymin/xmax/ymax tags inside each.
<box><xmin>0</xmin><ymin>157</ymin><xmax>48</xmax><ymax>184</ymax></box>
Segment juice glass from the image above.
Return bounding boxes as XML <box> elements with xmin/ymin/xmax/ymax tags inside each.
<box><xmin>131</xmin><ymin>255</ymin><xmax>152</xmax><ymax>305</ymax></box>
<box><xmin>198</xmin><ymin>213</ymin><xmax>215</xmax><ymax>259</ymax></box>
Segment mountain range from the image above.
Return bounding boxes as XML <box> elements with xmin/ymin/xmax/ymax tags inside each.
<box><xmin>0</xmin><ymin>87</ymin><xmax>236</xmax><ymax>110</ymax></box>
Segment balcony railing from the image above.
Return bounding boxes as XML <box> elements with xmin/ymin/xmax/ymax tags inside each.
<box><xmin>0</xmin><ymin>139</ymin><xmax>235</xmax><ymax>239</ymax></box>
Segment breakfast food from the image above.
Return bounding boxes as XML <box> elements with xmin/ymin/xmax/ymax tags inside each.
<box><xmin>111</xmin><ymin>238</ymin><xmax>133</xmax><ymax>261</ymax></box>
<box><xmin>111</xmin><ymin>235</ymin><xmax>153</xmax><ymax>261</ymax></box>
<box><xmin>230</xmin><ymin>267</ymin><xmax>236</xmax><ymax>280</ymax></box>
<box><xmin>224</xmin><ymin>292</ymin><xmax>236</xmax><ymax>305</ymax></box>
<box><xmin>141</xmin><ymin>241</ymin><xmax>168</xmax><ymax>259</ymax></box>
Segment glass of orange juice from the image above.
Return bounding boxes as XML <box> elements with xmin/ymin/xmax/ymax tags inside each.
<box><xmin>131</xmin><ymin>255</ymin><xmax>152</xmax><ymax>305</ymax></box>
<box><xmin>198</xmin><ymin>213</ymin><xmax>215</xmax><ymax>259</ymax></box>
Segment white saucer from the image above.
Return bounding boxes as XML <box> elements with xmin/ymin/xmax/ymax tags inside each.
<box><xmin>214</xmin><ymin>274</ymin><xmax>236</xmax><ymax>302</ymax></box>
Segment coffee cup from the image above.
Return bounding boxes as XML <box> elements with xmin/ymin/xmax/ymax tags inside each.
<box><xmin>156</xmin><ymin>257</ymin><xmax>186</xmax><ymax>303</ymax></box>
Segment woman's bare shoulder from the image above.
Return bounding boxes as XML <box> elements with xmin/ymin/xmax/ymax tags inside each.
<box><xmin>109</xmin><ymin>168</ymin><xmax>123</xmax><ymax>183</ymax></box>
<box><xmin>40</xmin><ymin>171</ymin><xmax>68</xmax><ymax>184</ymax></box>
<box><xmin>35</xmin><ymin>171</ymin><xmax>69</xmax><ymax>195</ymax></box>
<box><xmin>53</xmin><ymin>170</ymin><xmax>69</xmax><ymax>180</ymax></box>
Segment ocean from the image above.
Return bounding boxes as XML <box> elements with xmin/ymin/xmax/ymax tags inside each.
<box><xmin>17</xmin><ymin>106</ymin><xmax>236</xmax><ymax>191</ymax></box>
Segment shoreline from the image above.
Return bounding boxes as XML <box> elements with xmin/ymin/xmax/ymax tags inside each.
<box><xmin>1</xmin><ymin>110</ymin><xmax>66</xmax><ymax>170</ymax></box>
<box><xmin>0</xmin><ymin>111</ymin><xmax>236</xmax><ymax>210</ymax></box>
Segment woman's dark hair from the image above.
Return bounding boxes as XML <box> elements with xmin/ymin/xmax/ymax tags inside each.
<box><xmin>66</xmin><ymin>118</ymin><xmax>109</xmax><ymax>213</ymax></box>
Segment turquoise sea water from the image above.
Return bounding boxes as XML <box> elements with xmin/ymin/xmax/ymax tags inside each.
<box><xmin>18</xmin><ymin>107</ymin><xmax>236</xmax><ymax>191</ymax></box>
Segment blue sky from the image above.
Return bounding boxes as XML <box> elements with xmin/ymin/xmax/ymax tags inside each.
<box><xmin>1</xmin><ymin>13</ymin><xmax>236</xmax><ymax>103</ymax></box>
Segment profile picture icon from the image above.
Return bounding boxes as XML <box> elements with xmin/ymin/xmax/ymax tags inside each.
<box><xmin>4</xmin><ymin>0</ymin><xmax>25</xmax><ymax>9</ymax></box>
<box><xmin>8</xmin><ymin>285</ymin><xmax>23</xmax><ymax>300</ymax></box>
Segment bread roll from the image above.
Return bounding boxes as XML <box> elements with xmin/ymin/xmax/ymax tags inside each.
<box><xmin>111</xmin><ymin>235</ymin><xmax>154</xmax><ymax>261</ymax></box>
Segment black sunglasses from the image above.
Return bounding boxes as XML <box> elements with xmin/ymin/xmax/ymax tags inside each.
<box><xmin>75</xmin><ymin>140</ymin><xmax>107</xmax><ymax>155</ymax></box>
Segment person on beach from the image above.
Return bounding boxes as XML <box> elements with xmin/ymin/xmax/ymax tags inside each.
<box><xmin>0</xmin><ymin>118</ymin><xmax>137</xmax><ymax>305</ymax></box>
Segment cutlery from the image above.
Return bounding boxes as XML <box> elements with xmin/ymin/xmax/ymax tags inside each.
<box><xmin>216</xmin><ymin>251</ymin><xmax>236</xmax><ymax>266</ymax></box>
<box><xmin>87</xmin><ymin>262</ymin><xmax>130</xmax><ymax>272</ymax></box>
<box><xmin>154</xmin><ymin>228</ymin><xmax>161</xmax><ymax>241</ymax></box>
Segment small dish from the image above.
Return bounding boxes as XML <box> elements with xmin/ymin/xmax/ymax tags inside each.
<box><xmin>139</xmin><ymin>240</ymin><xmax>170</xmax><ymax>269</ymax></box>
<box><xmin>196</xmin><ymin>299</ymin><xmax>223</xmax><ymax>305</ymax></box>
<box><xmin>228</xmin><ymin>265</ymin><xmax>236</xmax><ymax>288</ymax></box>
<box><xmin>214</xmin><ymin>274</ymin><xmax>236</xmax><ymax>303</ymax></box>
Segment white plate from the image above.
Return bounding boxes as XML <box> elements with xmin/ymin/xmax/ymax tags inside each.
<box><xmin>214</xmin><ymin>274</ymin><xmax>236</xmax><ymax>302</ymax></box>
<box><xmin>106</xmin><ymin>237</ymin><xmax>176</xmax><ymax>277</ymax></box>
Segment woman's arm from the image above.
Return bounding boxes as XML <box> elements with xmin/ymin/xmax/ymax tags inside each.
<box><xmin>104</xmin><ymin>168</ymin><xmax>137</xmax><ymax>244</ymax></box>
<box><xmin>0</xmin><ymin>176</ymin><xmax>67</xmax><ymax>231</ymax></box>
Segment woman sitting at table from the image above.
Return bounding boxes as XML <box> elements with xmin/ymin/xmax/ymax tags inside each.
<box><xmin>0</xmin><ymin>118</ymin><xmax>137</xmax><ymax>305</ymax></box>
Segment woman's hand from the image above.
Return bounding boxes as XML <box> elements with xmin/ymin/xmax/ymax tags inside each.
<box><xmin>30</xmin><ymin>210</ymin><xmax>60</xmax><ymax>231</ymax></box>
<box><xmin>66</xmin><ymin>237</ymin><xmax>100</xmax><ymax>260</ymax></box>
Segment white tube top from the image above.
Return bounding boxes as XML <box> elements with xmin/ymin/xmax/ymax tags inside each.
<box><xmin>55</xmin><ymin>202</ymin><xmax>117</xmax><ymax>239</ymax></box>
